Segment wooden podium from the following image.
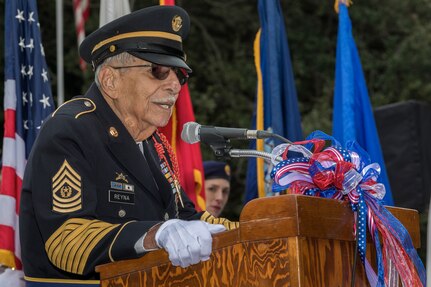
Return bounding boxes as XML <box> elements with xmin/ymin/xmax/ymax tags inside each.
<box><xmin>96</xmin><ymin>195</ymin><xmax>420</xmax><ymax>287</ymax></box>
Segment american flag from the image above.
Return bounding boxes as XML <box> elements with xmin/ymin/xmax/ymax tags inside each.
<box><xmin>0</xmin><ymin>0</ymin><xmax>55</xmax><ymax>269</ymax></box>
<box><xmin>73</xmin><ymin>0</ymin><xmax>90</xmax><ymax>71</ymax></box>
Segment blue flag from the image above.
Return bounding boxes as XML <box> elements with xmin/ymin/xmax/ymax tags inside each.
<box><xmin>332</xmin><ymin>3</ymin><xmax>394</xmax><ymax>205</ymax></box>
<box><xmin>245</xmin><ymin>0</ymin><xmax>302</xmax><ymax>203</ymax></box>
<box><xmin>0</xmin><ymin>0</ymin><xmax>55</xmax><ymax>268</ymax></box>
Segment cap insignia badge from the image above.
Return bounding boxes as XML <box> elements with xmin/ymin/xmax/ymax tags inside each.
<box><xmin>172</xmin><ymin>15</ymin><xmax>182</xmax><ymax>32</ymax></box>
<box><xmin>225</xmin><ymin>164</ymin><xmax>231</xmax><ymax>176</ymax></box>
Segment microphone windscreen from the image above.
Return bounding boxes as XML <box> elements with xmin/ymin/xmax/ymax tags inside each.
<box><xmin>181</xmin><ymin>122</ymin><xmax>200</xmax><ymax>144</ymax></box>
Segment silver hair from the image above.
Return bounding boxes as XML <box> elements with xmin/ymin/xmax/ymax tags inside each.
<box><xmin>94</xmin><ymin>52</ymin><xmax>137</xmax><ymax>88</ymax></box>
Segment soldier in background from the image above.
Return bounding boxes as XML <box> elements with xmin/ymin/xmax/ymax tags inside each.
<box><xmin>203</xmin><ymin>161</ymin><xmax>232</xmax><ymax>218</ymax></box>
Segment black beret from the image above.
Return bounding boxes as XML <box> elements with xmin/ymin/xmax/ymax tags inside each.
<box><xmin>79</xmin><ymin>5</ymin><xmax>191</xmax><ymax>71</ymax></box>
<box><xmin>203</xmin><ymin>161</ymin><xmax>231</xmax><ymax>182</ymax></box>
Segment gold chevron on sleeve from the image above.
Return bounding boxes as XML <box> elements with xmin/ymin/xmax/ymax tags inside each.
<box><xmin>45</xmin><ymin>218</ymin><xmax>120</xmax><ymax>275</ymax></box>
<box><xmin>52</xmin><ymin>160</ymin><xmax>82</xmax><ymax>213</ymax></box>
<box><xmin>200</xmin><ymin>211</ymin><xmax>239</xmax><ymax>231</ymax></box>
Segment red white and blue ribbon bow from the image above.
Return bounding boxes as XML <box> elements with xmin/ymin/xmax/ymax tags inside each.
<box><xmin>270</xmin><ymin>130</ymin><xmax>426</xmax><ymax>287</ymax></box>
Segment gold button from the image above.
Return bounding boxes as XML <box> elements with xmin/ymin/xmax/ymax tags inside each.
<box><xmin>109</xmin><ymin>127</ymin><xmax>118</xmax><ymax>137</ymax></box>
<box><xmin>164</xmin><ymin>212</ymin><xmax>169</xmax><ymax>221</ymax></box>
<box><xmin>84</xmin><ymin>101</ymin><xmax>92</xmax><ymax>107</ymax></box>
<box><xmin>118</xmin><ymin>209</ymin><xmax>126</xmax><ymax>217</ymax></box>
<box><xmin>109</xmin><ymin>45</ymin><xmax>116</xmax><ymax>52</ymax></box>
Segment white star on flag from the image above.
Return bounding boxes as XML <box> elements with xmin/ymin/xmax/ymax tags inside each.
<box><xmin>20</xmin><ymin>64</ymin><xmax>27</xmax><ymax>77</ymax></box>
<box><xmin>15</xmin><ymin>9</ymin><xmax>25</xmax><ymax>22</ymax></box>
<box><xmin>28</xmin><ymin>12</ymin><xmax>35</xmax><ymax>23</ymax></box>
<box><xmin>27</xmin><ymin>65</ymin><xmax>33</xmax><ymax>79</ymax></box>
<box><xmin>26</xmin><ymin>38</ymin><xmax>34</xmax><ymax>52</ymax></box>
<box><xmin>19</xmin><ymin>36</ymin><xmax>26</xmax><ymax>51</ymax></box>
<box><xmin>22</xmin><ymin>91</ymin><xmax>28</xmax><ymax>105</ymax></box>
<box><xmin>40</xmin><ymin>43</ymin><xmax>45</xmax><ymax>56</ymax></box>
<box><xmin>39</xmin><ymin>94</ymin><xmax>51</xmax><ymax>109</ymax></box>
<box><xmin>29</xmin><ymin>92</ymin><xmax>33</xmax><ymax>106</ymax></box>
<box><xmin>41</xmin><ymin>69</ymin><xmax>48</xmax><ymax>82</ymax></box>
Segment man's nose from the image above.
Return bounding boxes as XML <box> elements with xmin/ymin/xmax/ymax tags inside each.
<box><xmin>165</xmin><ymin>69</ymin><xmax>181</xmax><ymax>93</ymax></box>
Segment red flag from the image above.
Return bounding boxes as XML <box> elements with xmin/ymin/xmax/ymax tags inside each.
<box><xmin>159</xmin><ymin>0</ymin><xmax>174</xmax><ymax>5</ymax></box>
<box><xmin>159</xmin><ymin>0</ymin><xmax>206</xmax><ymax>211</ymax></box>
<box><xmin>73</xmin><ymin>0</ymin><xmax>90</xmax><ymax>71</ymax></box>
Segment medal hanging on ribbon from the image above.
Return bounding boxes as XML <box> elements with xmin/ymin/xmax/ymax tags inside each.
<box><xmin>153</xmin><ymin>131</ymin><xmax>184</xmax><ymax>209</ymax></box>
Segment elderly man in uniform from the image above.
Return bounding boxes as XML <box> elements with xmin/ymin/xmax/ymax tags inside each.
<box><xmin>19</xmin><ymin>6</ymin><xmax>236</xmax><ymax>287</ymax></box>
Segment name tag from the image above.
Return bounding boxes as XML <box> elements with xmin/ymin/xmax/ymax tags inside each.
<box><xmin>109</xmin><ymin>190</ymin><xmax>135</xmax><ymax>205</ymax></box>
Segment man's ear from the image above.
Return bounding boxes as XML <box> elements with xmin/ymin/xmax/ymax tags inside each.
<box><xmin>98</xmin><ymin>66</ymin><xmax>118</xmax><ymax>99</ymax></box>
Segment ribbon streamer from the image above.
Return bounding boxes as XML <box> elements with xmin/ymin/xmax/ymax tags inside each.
<box><xmin>270</xmin><ymin>130</ymin><xmax>426</xmax><ymax>286</ymax></box>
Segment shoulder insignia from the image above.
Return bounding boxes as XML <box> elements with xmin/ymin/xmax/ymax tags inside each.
<box><xmin>51</xmin><ymin>97</ymin><xmax>96</xmax><ymax>119</ymax></box>
<box><xmin>52</xmin><ymin>159</ymin><xmax>82</xmax><ymax>213</ymax></box>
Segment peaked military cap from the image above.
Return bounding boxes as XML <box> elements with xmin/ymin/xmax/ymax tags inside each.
<box><xmin>203</xmin><ymin>161</ymin><xmax>231</xmax><ymax>182</ymax></box>
<box><xmin>79</xmin><ymin>5</ymin><xmax>191</xmax><ymax>71</ymax></box>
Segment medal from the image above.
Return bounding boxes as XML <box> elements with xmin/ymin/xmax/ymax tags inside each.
<box><xmin>174</xmin><ymin>179</ymin><xmax>184</xmax><ymax>208</ymax></box>
<box><xmin>152</xmin><ymin>131</ymin><xmax>184</xmax><ymax>212</ymax></box>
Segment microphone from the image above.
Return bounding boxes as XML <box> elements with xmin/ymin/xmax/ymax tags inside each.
<box><xmin>181</xmin><ymin>122</ymin><xmax>272</xmax><ymax>144</ymax></box>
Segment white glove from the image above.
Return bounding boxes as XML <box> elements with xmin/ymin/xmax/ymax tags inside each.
<box><xmin>155</xmin><ymin>219</ymin><xmax>226</xmax><ymax>268</ymax></box>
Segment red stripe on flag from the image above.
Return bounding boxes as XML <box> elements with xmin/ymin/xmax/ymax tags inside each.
<box><xmin>73</xmin><ymin>0</ymin><xmax>90</xmax><ymax>71</ymax></box>
<box><xmin>1</xmin><ymin>167</ymin><xmax>23</xmax><ymax>213</ymax></box>
<box><xmin>0</xmin><ymin>225</ymin><xmax>21</xmax><ymax>269</ymax></box>
<box><xmin>0</xmin><ymin>225</ymin><xmax>15</xmax><ymax>251</ymax></box>
<box><xmin>75</xmin><ymin>19</ymin><xmax>85</xmax><ymax>33</ymax></box>
<box><xmin>82</xmin><ymin>0</ymin><xmax>90</xmax><ymax>29</ymax></box>
<box><xmin>16</xmin><ymin>256</ymin><xmax>22</xmax><ymax>269</ymax></box>
<box><xmin>3</xmin><ymin>109</ymin><xmax>16</xmax><ymax>138</ymax></box>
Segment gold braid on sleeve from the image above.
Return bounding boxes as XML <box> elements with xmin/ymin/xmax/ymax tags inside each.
<box><xmin>200</xmin><ymin>211</ymin><xmax>239</xmax><ymax>231</ymax></box>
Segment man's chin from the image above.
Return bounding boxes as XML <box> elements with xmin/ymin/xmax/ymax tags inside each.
<box><xmin>159</xmin><ymin>114</ymin><xmax>174</xmax><ymax>128</ymax></box>
<box><xmin>155</xmin><ymin>117</ymin><xmax>172</xmax><ymax>129</ymax></box>
<box><xmin>159</xmin><ymin>121</ymin><xmax>170</xmax><ymax>128</ymax></box>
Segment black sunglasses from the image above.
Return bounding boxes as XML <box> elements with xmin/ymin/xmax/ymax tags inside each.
<box><xmin>110</xmin><ymin>64</ymin><xmax>189</xmax><ymax>85</ymax></box>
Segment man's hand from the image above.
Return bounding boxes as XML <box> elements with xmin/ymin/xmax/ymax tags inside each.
<box><xmin>154</xmin><ymin>219</ymin><xmax>225</xmax><ymax>268</ymax></box>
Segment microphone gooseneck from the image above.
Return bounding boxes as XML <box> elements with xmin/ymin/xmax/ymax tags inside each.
<box><xmin>229</xmin><ymin>149</ymin><xmax>283</xmax><ymax>163</ymax></box>
<box><xmin>181</xmin><ymin>121</ymin><xmax>293</xmax><ymax>159</ymax></box>
<box><xmin>180</xmin><ymin>121</ymin><xmax>275</xmax><ymax>145</ymax></box>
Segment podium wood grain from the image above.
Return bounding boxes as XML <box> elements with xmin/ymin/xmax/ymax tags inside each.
<box><xmin>96</xmin><ymin>195</ymin><xmax>420</xmax><ymax>287</ymax></box>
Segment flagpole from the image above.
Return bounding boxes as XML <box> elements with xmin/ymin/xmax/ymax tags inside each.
<box><xmin>56</xmin><ymin>0</ymin><xmax>64</xmax><ymax>105</ymax></box>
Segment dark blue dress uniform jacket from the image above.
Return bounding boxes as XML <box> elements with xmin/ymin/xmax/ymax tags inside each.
<box><xmin>19</xmin><ymin>83</ymin><xmax>200</xmax><ymax>285</ymax></box>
